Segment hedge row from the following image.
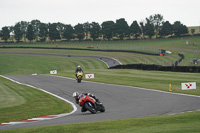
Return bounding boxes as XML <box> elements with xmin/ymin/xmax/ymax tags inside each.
<box><xmin>109</xmin><ymin>64</ymin><xmax>200</xmax><ymax>73</ymax></box>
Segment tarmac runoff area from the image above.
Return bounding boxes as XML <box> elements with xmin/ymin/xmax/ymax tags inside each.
<box><xmin>0</xmin><ymin>74</ymin><xmax>200</xmax><ymax>130</ymax></box>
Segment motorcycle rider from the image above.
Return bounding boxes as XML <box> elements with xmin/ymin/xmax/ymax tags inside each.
<box><xmin>75</xmin><ymin>65</ymin><xmax>83</xmax><ymax>78</ymax></box>
<box><xmin>72</xmin><ymin>91</ymin><xmax>100</xmax><ymax>112</ymax></box>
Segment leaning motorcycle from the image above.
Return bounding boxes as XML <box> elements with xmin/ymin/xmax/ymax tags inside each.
<box><xmin>78</xmin><ymin>94</ymin><xmax>105</xmax><ymax>114</ymax></box>
<box><xmin>76</xmin><ymin>71</ymin><xmax>83</xmax><ymax>83</ymax></box>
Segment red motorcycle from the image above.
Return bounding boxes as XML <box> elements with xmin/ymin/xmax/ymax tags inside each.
<box><xmin>78</xmin><ymin>94</ymin><xmax>105</xmax><ymax>114</ymax></box>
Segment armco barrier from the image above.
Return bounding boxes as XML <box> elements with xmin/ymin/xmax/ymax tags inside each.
<box><xmin>109</xmin><ymin>64</ymin><xmax>200</xmax><ymax>73</ymax></box>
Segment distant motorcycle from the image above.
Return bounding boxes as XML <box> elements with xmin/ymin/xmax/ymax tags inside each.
<box><xmin>76</xmin><ymin>71</ymin><xmax>83</xmax><ymax>83</ymax></box>
<box><xmin>78</xmin><ymin>94</ymin><xmax>105</xmax><ymax>114</ymax></box>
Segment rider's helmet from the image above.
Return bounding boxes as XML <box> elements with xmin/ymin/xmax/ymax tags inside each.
<box><xmin>73</xmin><ymin>92</ymin><xmax>79</xmax><ymax>98</ymax></box>
<box><xmin>77</xmin><ymin>65</ymin><xmax>81</xmax><ymax>71</ymax></box>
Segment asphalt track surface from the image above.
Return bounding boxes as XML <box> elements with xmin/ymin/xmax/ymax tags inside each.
<box><xmin>1</xmin><ymin>75</ymin><xmax>200</xmax><ymax>130</ymax></box>
<box><xmin>0</xmin><ymin>52</ymin><xmax>122</xmax><ymax>68</ymax></box>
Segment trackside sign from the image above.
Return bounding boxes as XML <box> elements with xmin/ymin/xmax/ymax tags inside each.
<box><xmin>181</xmin><ymin>82</ymin><xmax>196</xmax><ymax>90</ymax></box>
<box><xmin>85</xmin><ymin>74</ymin><xmax>94</xmax><ymax>79</ymax></box>
<box><xmin>50</xmin><ymin>70</ymin><xmax>57</xmax><ymax>74</ymax></box>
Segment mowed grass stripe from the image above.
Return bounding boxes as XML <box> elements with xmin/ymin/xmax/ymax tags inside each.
<box><xmin>83</xmin><ymin>58</ymin><xmax>106</xmax><ymax>69</ymax></box>
<box><xmin>0</xmin><ymin>83</ymin><xmax>25</xmax><ymax>109</ymax></box>
<box><xmin>0</xmin><ymin>54</ymin><xmax>107</xmax><ymax>75</ymax></box>
<box><xmin>129</xmin><ymin>54</ymin><xmax>178</xmax><ymax>66</ymax></box>
<box><xmin>59</xmin><ymin>58</ymin><xmax>106</xmax><ymax>70</ymax></box>
<box><xmin>78</xmin><ymin>59</ymin><xmax>92</xmax><ymax>69</ymax></box>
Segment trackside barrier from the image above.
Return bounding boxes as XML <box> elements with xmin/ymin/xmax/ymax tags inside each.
<box><xmin>85</xmin><ymin>74</ymin><xmax>94</xmax><ymax>79</ymax></box>
<box><xmin>109</xmin><ymin>64</ymin><xmax>200</xmax><ymax>73</ymax></box>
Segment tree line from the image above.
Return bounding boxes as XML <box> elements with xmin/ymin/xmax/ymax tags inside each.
<box><xmin>0</xmin><ymin>14</ymin><xmax>190</xmax><ymax>42</ymax></box>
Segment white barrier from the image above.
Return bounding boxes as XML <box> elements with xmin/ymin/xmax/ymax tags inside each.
<box><xmin>50</xmin><ymin>70</ymin><xmax>57</xmax><ymax>74</ymax></box>
<box><xmin>181</xmin><ymin>82</ymin><xmax>196</xmax><ymax>90</ymax></box>
<box><xmin>85</xmin><ymin>74</ymin><xmax>94</xmax><ymax>79</ymax></box>
<box><xmin>166</xmin><ymin>51</ymin><xmax>172</xmax><ymax>54</ymax></box>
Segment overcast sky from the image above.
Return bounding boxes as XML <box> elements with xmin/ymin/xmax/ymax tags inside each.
<box><xmin>0</xmin><ymin>0</ymin><xmax>200</xmax><ymax>29</ymax></box>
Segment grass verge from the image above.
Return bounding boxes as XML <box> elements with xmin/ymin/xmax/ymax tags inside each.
<box><xmin>0</xmin><ymin>54</ymin><xmax>107</xmax><ymax>75</ymax></box>
<box><xmin>60</xmin><ymin>69</ymin><xmax>200</xmax><ymax>96</ymax></box>
<box><xmin>0</xmin><ymin>76</ymin><xmax>72</xmax><ymax>124</ymax></box>
<box><xmin>1</xmin><ymin>37</ymin><xmax>200</xmax><ymax>66</ymax></box>
<box><xmin>2</xmin><ymin>111</ymin><xmax>200</xmax><ymax>133</ymax></box>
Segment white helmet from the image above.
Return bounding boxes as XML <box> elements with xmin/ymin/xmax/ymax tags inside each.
<box><xmin>73</xmin><ymin>92</ymin><xmax>79</xmax><ymax>98</ymax></box>
<box><xmin>77</xmin><ymin>65</ymin><xmax>81</xmax><ymax>68</ymax></box>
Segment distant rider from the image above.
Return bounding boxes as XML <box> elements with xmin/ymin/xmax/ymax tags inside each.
<box><xmin>75</xmin><ymin>65</ymin><xmax>83</xmax><ymax>78</ymax></box>
<box><xmin>72</xmin><ymin>91</ymin><xmax>100</xmax><ymax>112</ymax></box>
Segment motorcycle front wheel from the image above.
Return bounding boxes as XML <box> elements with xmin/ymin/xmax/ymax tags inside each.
<box><xmin>77</xmin><ymin>78</ymin><xmax>81</xmax><ymax>83</ymax></box>
<box><xmin>84</xmin><ymin>102</ymin><xmax>97</xmax><ymax>114</ymax></box>
<box><xmin>100</xmin><ymin>104</ymin><xmax>105</xmax><ymax>112</ymax></box>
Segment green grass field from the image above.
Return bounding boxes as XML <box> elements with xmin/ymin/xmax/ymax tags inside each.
<box><xmin>1</xmin><ymin>37</ymin><xmax>200</xmax><ymax>66</ymax></box>
<box><xmin>0</xmin><ymin>54</ymin><xmax>107</xmax><ymax>75</ymax></box>
<box><xmin>0</xmin><ymin>38</ymin><xmax>200</xmax><ymax>132</ymax></box>
<box><xmin>0</xmin><ymin>48</ymin><xmax>180</xmax><ymax>66</ymax></box>
<box><xmin>2</xmin><ymin>111</ymin><xmax>200</xmax><ymax>133</ymax></box>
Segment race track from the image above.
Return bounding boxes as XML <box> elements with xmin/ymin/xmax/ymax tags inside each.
<box><xmin>1</xmin><ymin>75</ymin><xmax>200</xmax><ymax>130</ymax></box>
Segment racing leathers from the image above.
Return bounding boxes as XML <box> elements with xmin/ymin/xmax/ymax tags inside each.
<box><xmin>75</xmin><ymin>93</ymin><xmax>100</xmax><ymax>112</ymax></box>
<box><xmin>75</xmin><ymin>67</ymin><xmax>83</xmax><ymax>78</ymax></box>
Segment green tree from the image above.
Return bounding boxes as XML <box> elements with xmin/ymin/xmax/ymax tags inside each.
<box><xmin>1</xmin><ymin>26</ymin><xmax>10</xmax><ymax>42</ymax></box>
<box><xmin>159</xmin><ymin>21</ymin><xmax>173</xmax><ymax>38</ymax></box>
<box><xmin>90</xmin><ymin>22</ymin><xmax>101</xmax><ymax>41</ymax></box>
<box><xmin>139</xmin><ymin>21</ymin><xmax>145</xmax><ymax>39</ymax></box>
<box><xmin>129</xmin><ymin>21</ymin><xmax>141</xmax><ymax>39</ymax></box>
<box><xmin>56</xmin><ymin>22</ymin><xmax>65</xmax><ymax>40</ymax></box>
<box><xmin>148</xmin><ymin>14</ymin><xmax>164</xmax><ymax>38</ymax></box>
<box><xmin>74</xmin><ymin>23</ymin><xmax>85</xmax><ymax>41</ymax></box>
<box><xmin>83</xmin><ymin>22</ymin><xmax>90</xmax><ymax>40</ymax></box>
<box><xmin>173</xmin><ymin>21</ymin><xmax>188</xmax><ymax>37</ymax></box>
<box><xmin>114</xmin><ymin>18</ymin><xmax>129</xmax><ymax>40</ymax></box>
<box><xmin>101</xmin><ymin>21</ymin><xmax>115</xmax><ymax>40</ymax></box>
<box><xmin>39</xmin><ymin>23</ymin><xmax>48</xmax><ymax>42</ymax></box>
<box><xmin>26</xmin><ymin>24</ymin><xmax>34</xmax><ymax>41</ymax></box>
<box><xmin>14</xmin><ymin>22</ymin><xmax>23</xmax><ymax>42</ymax></box>
<box><xmin>48</xmin><ymin>23</ymin><xmax>61</xmax><ymax>41</ymax></box>
<box><xmin>63</xmin><ymin>24</ymin><xmax>74</xmax><ymax>41</ymax></box>
<box><xmin>31</xmin><ymin>20</ymin><xmax>41</xmax><ymax>41</ymax></box>
<box><xmin>9</xmin><ymin>26</ymin><xmax>14</xmax><ymax>42</ymax></box>
<box><xmin>19</xmin><ymin>21</ymin><xmax>29</xmax><ymax>41</ymax></box>
<box><xmin>144</xmin><ymin>18</ymin><xmax>155</xmax><ymax>39</ymax></box>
